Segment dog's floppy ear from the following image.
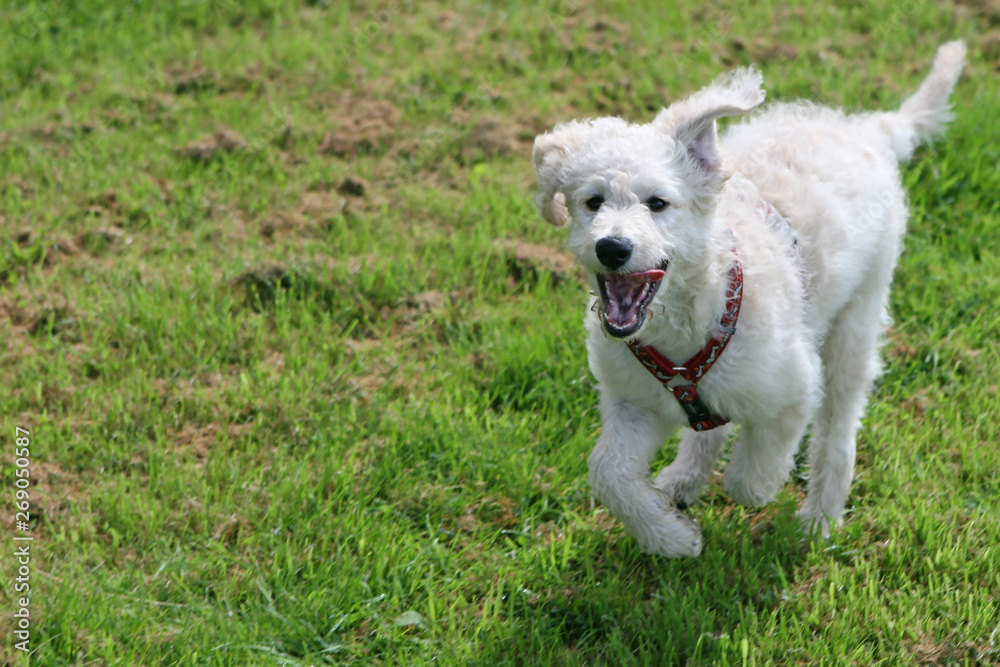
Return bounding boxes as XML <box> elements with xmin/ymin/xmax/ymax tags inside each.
<box><xmin>656</xmin><ymin>68</ymin><xmax>765</xmax><ymax>175</ymax></box>
<box><xmin>532</xmin><ymin>122</ymin><xmax>586</xmax><ymax>226</ymax></box>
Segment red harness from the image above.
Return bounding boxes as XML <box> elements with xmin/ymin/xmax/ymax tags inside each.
<box><xmin>627</xmin><ymin>251</ymin><xmax>744</xmax><ymax>432</ymax></box>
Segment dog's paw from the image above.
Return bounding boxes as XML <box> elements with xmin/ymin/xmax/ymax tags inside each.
<box><xmin>797</xmin><ymin>509</ymin><xmax>841</xmax><ymax>540</ymax></box>
<box><xmin>631</xmin><ymin>495</ymin><xmax>703</xmax><ymax>558</ymax></box>
<box><xmin>654</xmin><ymin>465</ymin><xmax>708</xmax><ymax>510</ymax></box>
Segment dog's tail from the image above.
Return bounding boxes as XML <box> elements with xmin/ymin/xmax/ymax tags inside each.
<box><xmin>878</xmin><ymin>40</ymin><xmax>966</xmax><ymax>161</ymax></box>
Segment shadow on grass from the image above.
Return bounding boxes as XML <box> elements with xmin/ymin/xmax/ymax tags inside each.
<box><xmin>472</xmin><ymin>501</ymin><xmax>809</xmax><ymax>666</ymax></box>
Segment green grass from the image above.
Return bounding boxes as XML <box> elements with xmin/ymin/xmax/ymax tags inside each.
<box><xmin>1</xmin><ymin>0</ymin><xmax>998</xmax><ymax>664</ymax></box>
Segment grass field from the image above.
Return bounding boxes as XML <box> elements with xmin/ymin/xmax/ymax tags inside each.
<box><xmin>1</xmin><ymin>1</ymin><xmax>998</xmax><ymax>665</ymax></box>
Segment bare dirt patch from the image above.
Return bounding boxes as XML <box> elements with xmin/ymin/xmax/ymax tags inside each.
<box><xmin>336</xmin><ymin>175</ymin><xmax>370</xmax><ymax>198</ymax></box>
<box><xmin>493</xmin><ymin>240</ymin><xmax>580</xmax><ymax>288</ymax></box>
<box><xmin>908</xmin><ymin>630</ymin><xmax>987</xmax><ymax>666</ymax></box>
<box><xmin>177</xmin><ymin>129</ymin><xmax>249</xmax><ymax>161</ymax></box>
<box><xmin>75</xmin><ymin>225</ymin><xmax>125</xmax><ymax>255</ymax></box>
<box><xmin>260</xmin><ymin>210</ymin><xmax>314</xmax><ymax>240</ymax></box>
<box><xmin>390</xmin><ymin>288</ymin><xmax>469</xmax><ymax>340</ymax></box>
<box><xmin>168</xmin><ymin>62</ymin><xmax>218</xmax><ymax>95</ymax></box>
<box><xmin>732</xmin><ymin>38</ymin><xmax>801</xmax><ymax>63</ymax></box>
<box><xmin>958</xmin><ymin>0</ymin><xmax>1000</xmax><ymax>26</ymax></box>
<box><xmin>317</xmin><ymin>96</ymin><xmax>401</xmax><ymax>157</ymax></box>
<box><xmin>299</xmin><ymin>190</ymin><xmax>347</xmax><ymax>220</ymax></box>
<box><xmin>900</xmin><ymin>389</ymin><xmax>931</xmax><ymax>423</ymax></box>
<box><xmin>461</xmin><ymin>117</ymin><xmax>525</xmax><ymax>160</ymax></box>
<box><xmin>555</xmin><ymin>14</ymin><xmax>633</xmax><ymax>55</ymax></box>
<box><xmin>172</xmin><ymin>423</ymin><xmax>219</xmax><ymax>464</ymax></box>
<box><xmin>405</xmin><ymin>290</ymin><xmax>449</xmax><ymax>313</ymax></box>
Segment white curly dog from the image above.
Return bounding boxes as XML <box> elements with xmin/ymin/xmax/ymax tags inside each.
<box><xmin>532</xmin><ymin>41</ymin><xmax>965</xmax><ymax>557</ymax></box>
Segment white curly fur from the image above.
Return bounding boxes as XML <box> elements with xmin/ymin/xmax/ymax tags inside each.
<box><xmin>533</xmin><ymin>41</ymin><xmax>966</xmax><ymax>557</ymax></box>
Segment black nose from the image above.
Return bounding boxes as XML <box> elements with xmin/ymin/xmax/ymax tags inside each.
<box><xmin>595</xmin><ymin>236</ymin><xmax>633</xmax><ymax>270</ymax></box>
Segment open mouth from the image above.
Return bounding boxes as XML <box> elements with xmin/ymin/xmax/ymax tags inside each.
<box><xmin>596</xmin><ymin>262</ymin><xmax>668</xmax><ymax>338</ymax></box>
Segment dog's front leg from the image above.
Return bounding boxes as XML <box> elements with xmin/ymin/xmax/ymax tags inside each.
<box><xmin>725</xmin><ymin>402</ymin><xmax>812</xmax><ymax>507</ymax></box>
<box><xmin>588</xmin><ymin>399</ymin><xmax>702</xmax><ymax>557</ymax></box>
<box><xmin>654</xmin><ymin>425</ymin><xmax>731</xmax><ymax>509</ymax></box>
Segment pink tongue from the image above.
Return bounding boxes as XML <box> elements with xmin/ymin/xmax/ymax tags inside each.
<box><xmin>629</xmin><ymin>269</ymin><xmax>665</xmax><ymax>281</ymax></box>
<box><xmin>604</xmin><ymin>270</ymin><xmax>665</xmax><ymax>328</ymax></box>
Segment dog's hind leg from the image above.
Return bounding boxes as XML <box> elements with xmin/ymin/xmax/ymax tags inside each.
<box><xmin>589</xmin><ymin>399</ymin><xmax>703</xmax><ymax>557</ymax></box>
<box><xmin>654</xmin><ymin>426</ymin><xmax>730</xmax><ymax>509</ymax></box>
<box><xmin>799</xmin><ymin>281</ymin><xmax>889</xmax><ymax>538</ymax></box>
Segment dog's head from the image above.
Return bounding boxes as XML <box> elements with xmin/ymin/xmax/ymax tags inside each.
<box><xmin>533</xmin><ymin>68</ymin><xmax>764</xmax><ymax>339</ymax></box>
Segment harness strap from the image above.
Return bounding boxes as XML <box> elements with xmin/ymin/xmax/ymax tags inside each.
<box><xmin>627</xmin><ymin>249</ymin><xmax>743</xmax><ymax>432</ymax></box>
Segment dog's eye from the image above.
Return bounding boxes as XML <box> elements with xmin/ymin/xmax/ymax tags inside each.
<box><xmin>585</xmin><ymin>196</ymin><xmax>604</xmax><ymax>212</ymax></box>
<box><xmin>646</xmin><ymin>197</ymin><xmax>670</xmax><ymax>212</ymax></box>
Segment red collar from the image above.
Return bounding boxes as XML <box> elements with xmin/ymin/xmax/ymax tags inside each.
<box><xmin>627</xmin><ymin>249</ymin><xmax>743</xmax><ymax>431</ymax></box>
